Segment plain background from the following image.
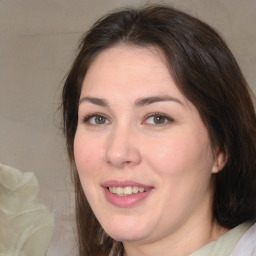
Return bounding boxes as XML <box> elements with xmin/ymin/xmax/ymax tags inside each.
<box><xmin>0</xmin><ymin>0</ymin><xmax>255</xmax><ymax>255</ymax></box>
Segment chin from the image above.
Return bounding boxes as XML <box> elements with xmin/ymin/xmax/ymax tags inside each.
<box><xmin>108</xmin><ymin>231</ymin><xmax>147</xmax><ymax>243</ymax></box>
<box><xmin>103</xmin><ymin>221</ymin><xmax>151</xmax><ymax>242</ymax></box>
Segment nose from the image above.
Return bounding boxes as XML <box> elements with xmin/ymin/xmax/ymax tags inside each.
<box><xmin>105</xmin><ymin>126</ymin><xmax>142</xmax><ymax>168</ymax></box>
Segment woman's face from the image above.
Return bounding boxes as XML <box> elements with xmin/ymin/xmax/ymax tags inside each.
<box><xmin>74</xmin><ymin>45</ymin><xmax>224</xmax><ymax>245</ymax></box>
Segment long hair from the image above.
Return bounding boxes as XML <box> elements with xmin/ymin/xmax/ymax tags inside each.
<box><xmin>61</xmin><ymin>5</ymin><xmax>256</xmax><ymax>256</ymax></box>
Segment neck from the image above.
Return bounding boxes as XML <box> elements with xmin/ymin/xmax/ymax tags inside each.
<box><xmin>123</xmin><ymin>219</ymin><xmax>227</xmax><ymax>256</ymax></box>
<box><xmin>122</xmin><ymin>190</ymin><xmax>228</xmax><ymax>256</ymax></box>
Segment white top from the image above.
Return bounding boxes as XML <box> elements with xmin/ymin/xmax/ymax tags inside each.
<box><xmin>231</xmin><ymin>223</ymin><xmax>256</xmax><ymax>256</ymax></box>
<box><xmin>190</xmin><ymin>222</ymin><xmax>256</xmax><ymax>256</ymax></box>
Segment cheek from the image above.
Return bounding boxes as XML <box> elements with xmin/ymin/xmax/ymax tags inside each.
<box><xmin>73</xmin><ymin>133</ymin><xmax>106</xmax><ymax>204</ymax></box>
<box><xmin>144</xmin><ymin>130</ymin><xmax>213</xmax><ymax>177</ymax></box>
<box><xmin>73</xmin><ymin>132</ymin><xmax>105</xmax><ymax>177</ymax></box>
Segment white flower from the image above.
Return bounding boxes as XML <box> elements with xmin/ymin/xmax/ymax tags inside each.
<box><xmin>0</xmin><ymin>163</ymin><xmax>54</xmax><ymax>256</ymax></box>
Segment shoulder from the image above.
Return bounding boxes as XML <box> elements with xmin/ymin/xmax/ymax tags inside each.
<box><xmin>230</xmin><ymin>222</ymin><xmax>256</xmax><ymax>256</ymax></box>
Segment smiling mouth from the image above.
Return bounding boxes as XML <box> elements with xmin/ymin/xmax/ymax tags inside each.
<box><xmin>108</xmin><ymin>186</ymin><xmax>151</xmax><ymax>196</ymax></box>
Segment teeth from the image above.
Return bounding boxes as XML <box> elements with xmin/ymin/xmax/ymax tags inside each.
<box><xmin>138</xmin><ymin>187</ymin><xmax>144</xmax><ymax>192</ymax></box>
<box><xmin>108</xmin><ymin>186</ymin><xmax>146</xmax><ymax>196</ymax></box>
<box><xmin>132</xmin><ymin>186</ymin><xmax>139</xmax><ymax>193</ymax></box>
<box><xmin>116</xmin><ymin>187</ymin><xmax>123</xmax><ymax>195</ymax></box>
<box><xmin>123</xmin><ymin>186</ymin><xmax>133</xmax><ymax>195</ymax></box>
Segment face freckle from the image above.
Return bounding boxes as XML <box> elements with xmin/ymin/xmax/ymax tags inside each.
<box><xmin>74</xmin><ymin>44</ymin><xmax>223</xmax><ymax>247</ymax></box>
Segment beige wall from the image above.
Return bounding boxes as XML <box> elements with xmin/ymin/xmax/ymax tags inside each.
<box><xmin>0</xmin><ymin>0</ymin><xmax>255</xmax><ymax>255</ymax></box>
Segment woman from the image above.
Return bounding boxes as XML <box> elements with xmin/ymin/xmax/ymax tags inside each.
<box><xmin>61</xmin><ymin>5</ymin><xmax>256</xmax><ymax>256</ymax></box>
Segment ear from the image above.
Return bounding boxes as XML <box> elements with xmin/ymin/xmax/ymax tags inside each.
<box><xmin>212</xmin><ymin>150</ymin><xmax>227</xmax><ymax>174</ymax></box>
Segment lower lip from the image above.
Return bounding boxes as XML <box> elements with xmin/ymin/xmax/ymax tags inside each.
<box><xmin>103</xmin><ymin>188</ymin><xmax>153</xmax><ymax>208</ymax></box>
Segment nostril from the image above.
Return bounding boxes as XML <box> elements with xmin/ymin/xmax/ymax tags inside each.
<box><xmin>105</xmin><ymin>136</ymin><xmax>142</xmax><ymax>168</ymax></box>
<box><xmin>111</xmin><ymin>160</ymin><xmax>133</xmax><ymax>168</ymax></box>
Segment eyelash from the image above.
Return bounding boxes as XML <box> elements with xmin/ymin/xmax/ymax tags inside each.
<box><xmin>82</xmin><ymin>113</ymin><xmax>110</xmax><ymax>125</ymax></box>
<box><xmin>81</xmin><ymin>112</ymin><xmax>174</xmax><ymax>126</ymax></box>
<box><xmin>143</xmin><ymin>112</ymin><xmax>174</xmax><ymax>126</ymax></box>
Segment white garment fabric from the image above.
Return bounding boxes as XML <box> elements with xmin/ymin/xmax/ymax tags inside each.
<box><xmin>189</xmin><ymin>222</ymin><xmax>255</xmax><ymax>256</ymax></box>
<box><xmin>0</xmin><ymin>163</ymin><xmax>54</xmax><ymax>256</ymax></box>
<box><xmin>230</xmin><ymin>223</ymin><xmax>256</xmax><ymax>256</ymax></box>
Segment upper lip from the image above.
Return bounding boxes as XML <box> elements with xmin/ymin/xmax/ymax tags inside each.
<box><xmin>102</xmin><ymin>180</ymin><xmax>153</xmax><ymax>189</ymax></box>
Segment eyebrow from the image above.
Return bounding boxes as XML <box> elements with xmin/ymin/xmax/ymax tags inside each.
<box><xmin>79</xmin><ymin>96</ymin><xmax>108</xmax><ymax>107</ymax></box>
<box><xmin>134</xmin><ymin>95</ymin><xmax>183</xmax><ymax>107</ymax></box>
<box><xmin>79</xmin><ymin>95</ymin><xmax>183</xmax><ymax>107</ymax></box>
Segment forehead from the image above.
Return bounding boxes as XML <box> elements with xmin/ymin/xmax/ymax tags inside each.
<box><xmin>91</xmin><ymin>44</ymin><xmax>168</xmax><ymax>67</ymax></box>
<box><xmin>81</xmin><ymin>44</ymin><xmax>182</xmax><ymax>99</ymax></box>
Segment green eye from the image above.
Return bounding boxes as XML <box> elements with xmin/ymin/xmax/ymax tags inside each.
<box><xmin>145</xmin><ymin>113</ymin><xmax>173</xmax><ymax>125</ymax></box>
<box><xmin>153</xmin><ymin>115</ymin><xmax>166</xmax><ymax>124</ymax></box>
<box><xmin>94</xmin><ymin>116</ymin><xmax>107</xmax><ymax>124</ymax></box>
<box><xmin>83</xmin><ymin>114</ymin><xmax>110</xmax><ymax>125</ymax></box>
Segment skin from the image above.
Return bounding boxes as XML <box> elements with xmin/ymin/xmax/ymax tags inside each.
<box><xmin>74</xmin><ymin>44</ymin><xmax>227</xmax><ymax>256</ymax></box>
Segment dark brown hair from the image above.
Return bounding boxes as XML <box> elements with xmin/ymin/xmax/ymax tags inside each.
<box><xmin>62</xmin><ymin>5</ymin><xmax>256</xmax><ymax>256</ymax></box>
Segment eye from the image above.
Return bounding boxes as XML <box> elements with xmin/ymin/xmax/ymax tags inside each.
<box><xmin>144</xmin><ymin>113</ymin><xmax>173</xmax><ymax>125</ymax></box>
<box><xmin>83</xmin><ymin>114</ymin><xmax>110</xmax><ymax>125</ymax></box>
